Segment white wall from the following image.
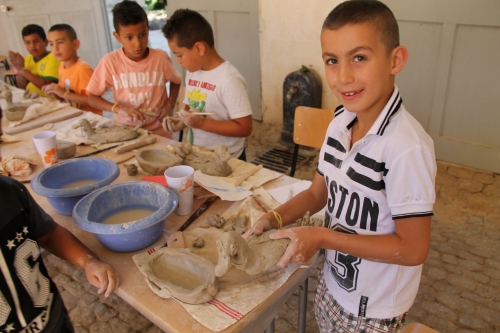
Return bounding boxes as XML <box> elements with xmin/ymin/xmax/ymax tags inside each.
<box><xmin>258</xmin><ymin>1</ymin><xmax>343</xmax><ymax>124</ymax></box>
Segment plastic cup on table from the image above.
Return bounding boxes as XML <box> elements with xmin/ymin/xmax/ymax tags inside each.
<box><xmin>164</xmin><ymin>165</ymin><xmax>194</xmax><ymax>216</ymax></box>
<box><xmin>32</xmin><ymin>131</ymin><xmax>58</xmax><ymax>168</ymax></box>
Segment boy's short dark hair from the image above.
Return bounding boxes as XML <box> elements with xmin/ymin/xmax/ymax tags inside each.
<box><xmin>49</xmin><ymin>24</ymin><xmax>78</xmax><ymax>41</ymax></box>
<box><xmin>112</xmin><ymin>0</ymin><xmax>148</xmax><ymax>32</ymax></box>
<box><xmin>162</xmin><ymin>9</ymin><xmax>214</xmax><ymax>49</ymax></box>
<box><xmin>22</xmin><ymin>24</ymin><xmax>46</xmax><ymax>40</ymax></box>
<box><xmin>323</xmin><ymin>0</ymin><xmax>399</xmax><ymax>53</ymax></box>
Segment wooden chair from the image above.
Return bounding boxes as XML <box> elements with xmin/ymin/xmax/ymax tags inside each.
<box><xmin>400</xmin><ymin>323</ymin><xmax>439</xmax><ymax>333</ymax></box>
<box><xmin>4</xmin><ymin>69</ymin><xmax>17</xmax><ymax>87</ymax></box>
<box><xmin>290</xmin><ymin>106</ymin><xmax>335</xmax><ymax>177</ymax></box>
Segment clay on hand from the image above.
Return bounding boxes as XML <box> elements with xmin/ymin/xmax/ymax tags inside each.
<box><xmin>215</xmin><ymin>230</ymin><xmax>290</xmax><ymax>277</ymax></box>
<box><xmin>295</xmin><ymin>211</ymin><xmax>323</xmax><ymax>227</ymax></box>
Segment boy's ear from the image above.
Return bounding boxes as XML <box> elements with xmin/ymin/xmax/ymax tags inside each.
<box><xmin>113</xmin><ymin>31</ymin><xmax>120</xmax><ymax>43</ymax></box>
<box><xmin>73</xmin><ymin>39</ymin><xmax>81</xmax><ymax>51</ymax></box>
<box><xmin>194</xmin><ymin>41</ymin><xmax>206</xmax><ymax>56</ymax></box>
<box><xmin>390</xmin><ymin>46</ymin><xmax>409</xmax><ymax>75</ymax></box>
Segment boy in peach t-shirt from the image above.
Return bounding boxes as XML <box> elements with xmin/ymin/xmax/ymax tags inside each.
<box><xmin>42</xmin><ymin>24</ymin><xmax>102</xmax><ymax>115</ymax></box>
<box><xmin>87</xmin><ymin>1</ymin><xmax>181</xmax><ymax>137</ymax></box>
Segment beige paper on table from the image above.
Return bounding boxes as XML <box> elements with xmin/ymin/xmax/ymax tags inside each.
<box><xmin>194</xmin><ymin>170</ymin><xmax>253</xmax><ymax>201</ymax></box>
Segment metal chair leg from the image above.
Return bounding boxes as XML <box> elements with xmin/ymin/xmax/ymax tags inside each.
<box><xmin>298</xmin><ymin>278</ymin><xmax>308</xmax><ymax>333</ymax></box>
<box><xmin>265</xmin><ymin>318</ymin><xmax>275</xmax><ymax>333</ymax></box>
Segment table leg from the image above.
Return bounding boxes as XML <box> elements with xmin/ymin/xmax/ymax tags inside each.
<box><xmin>265</xmin><ymin>318</ymin><xmax>275</xmax><ymax>333</ymax></box>
<box><xmin>298</xmin><ymin>278</ymin><xmax>308</xmax><ymax>333</ymax></box>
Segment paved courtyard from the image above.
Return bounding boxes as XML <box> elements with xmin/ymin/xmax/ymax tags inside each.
<box><xmin>43</xmin><ymin>121</ymin><xmax>500</xmax><ymax>333</ymax></box>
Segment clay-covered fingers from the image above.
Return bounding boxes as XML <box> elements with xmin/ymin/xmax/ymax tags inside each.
<box><xmin>8</xmin><ymin>51</ymin><xmax>24</xmax><ymax>70</ymax></box>
<box><xmin>163</xmin><ymin>117</ymin><xmax>185</xmax><ymax>132</ymax></box>
<box><xmin>242</xmin><ymin>218</ymin><xmax>272</xmax><ymax>240</ymax></box>
<box><xmin>270</xmin><ymin>227</ymin><xmax>318</xmax><ymax>268</ymax></box>
<box><xmin>178</xmin><ymin>109</ymin><xmax>200</xmax><ymax>128</ymax></box>
<box><xmin>84</xmin><ymin>258</ymin><xmax>120</xmax><ymax>297</ymax></box>
<box><xmin>116</xmin><ymin>106</ymin><xmax>144</xmax><ymax>122</ymax></box>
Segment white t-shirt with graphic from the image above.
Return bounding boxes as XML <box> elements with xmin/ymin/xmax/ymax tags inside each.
<box><xmin>184</xmin><ymin>61</ymin><xmax>252</xmax><ymax>157</ymax></box>
<box><xmin>317</xmin><ymin>86</ymin><xmax>436</xmax><ymax>319</ymax></box>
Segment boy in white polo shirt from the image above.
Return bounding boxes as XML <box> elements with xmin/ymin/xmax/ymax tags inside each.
<box><xmin>244</xmin><ymin>1</ymin><xmax>436</xmax><ymax>331</ymax></box>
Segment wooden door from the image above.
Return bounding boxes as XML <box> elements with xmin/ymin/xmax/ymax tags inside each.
<box><xmin>384</xmin><ymin>0</ymin><xmax>500</xmax><ymax>172</ymax></box>
<box><xmin>0</xmin><ymin>0</ymin><xmax>111</xmax><ymax>69</ymax></box>
<box><xmin>166</xmin><ymin>0</ymin><xmax>262</xmax><ymax>120</ymax></box>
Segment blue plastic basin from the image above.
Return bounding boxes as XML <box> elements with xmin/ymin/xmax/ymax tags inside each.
<box><xmin>72</xmin><ymin>181</ymin><xmax>178</xmax><ymax>252</ymax></box>
<box><xmin>31</xmin><ymin>158</ymin><xmax>119</xmax><ymax>215</ymax></box>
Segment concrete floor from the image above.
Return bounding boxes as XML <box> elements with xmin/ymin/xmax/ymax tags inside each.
<box><xmin>44</xmin><ymin>120</ymin><xmax>500</xmax><ymax>333</ymax></box>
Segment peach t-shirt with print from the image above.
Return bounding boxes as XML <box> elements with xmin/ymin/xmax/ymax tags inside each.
<box><xmin>87</xmin><ymin>48</ymin><xmax>182</xmax><ymax>130</ymax></box>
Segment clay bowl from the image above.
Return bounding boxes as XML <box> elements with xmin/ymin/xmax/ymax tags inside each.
<box><xmin>132</xmin><ymin>247</ymin><xmax>219</xmax><ymax>304</ymax></box>
<box><xmin>4</xmin><ymin>106</ymin><xmax>27</xmax><ymax>121</ymax></box>
<box><xmin>136</xmin><ymin>149</ymin><xmax>182</xmax><ymax>175</ymax></box>
<box><xmin>31</xmin><ymin>158</ymin><xmax>119</xmax><ymax>215</ymax></box>
<box><xmin>72</xmin><ymin>181</ymin><xmax>178</xmax><ymax>252</ymax></box>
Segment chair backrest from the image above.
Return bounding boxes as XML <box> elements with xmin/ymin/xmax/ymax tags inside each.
<box><xmin>293</xmin><ymin>106</ymin><xmax>334</xmax><ymax>149</ymax></box>
<box><xmin>399</xmin><ymin>323</ymin><xmax>439</xmax><ymax>333</ymax></box>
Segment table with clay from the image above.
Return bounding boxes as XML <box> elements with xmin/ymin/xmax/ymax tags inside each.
<box><xmin>1</xmin><ymin>114</ymin><xmax>318</xmax><ymax>333</ymax></box>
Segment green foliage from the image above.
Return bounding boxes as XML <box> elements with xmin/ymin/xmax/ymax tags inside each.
<box><xmin>145</xmin><ymin>0</ymin><xmax>164</xmax><ymax>11</ymax></box>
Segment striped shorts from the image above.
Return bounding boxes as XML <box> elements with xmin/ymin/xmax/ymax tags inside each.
<box><xmin>314</xmin><ymin>271</ymin><xmax>407</xmax><ymax>333</ymax></box>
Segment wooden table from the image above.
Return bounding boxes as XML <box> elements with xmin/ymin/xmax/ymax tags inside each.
<box><xmin>1</xmin><ymin>108</ymin><xmax>317</xmax><ymax>333</ymax></box>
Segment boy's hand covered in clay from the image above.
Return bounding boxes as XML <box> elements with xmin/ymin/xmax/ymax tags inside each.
<box><xmin>42</xmin><ymin>83</ymin><xmax>66</xmax><ymax>98</ymax></box>
<box><xmin>115</xmin><ymin>105</ymin><xmax>145</xmax><ymax>122</ymax></box>
<box><xmin>242</xmin><ymin>217</ymin><xmax>275</xmax><ymax>239</ymax></box>
<box><xmin>8</xmin><ymin>51</ymin><xmax>25</xmax><ymax>71</ymax></box>
<box><xmin>162</xmin><ymin>116</ymin><xmax>186</xmax><ymax>133</ymax></box>
<box><xmin>270</xmin><ymin>226</ymin><xmax>319</xmax><ymax>268</ymax></box>
<box><xmin>178</xmin><ymin>109</ymin><xmax>203</xmax><ymax>128</ymax></box>
<box><xmin>84</xmin><ymin>257</ymin><xmax>120</xmax><ymax>297</ymax></box>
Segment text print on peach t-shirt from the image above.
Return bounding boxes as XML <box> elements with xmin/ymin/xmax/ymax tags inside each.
<box><xmin>87</xmin><ymin>48</ymin><xmax>181</xmax><ymax>130</ymax></box>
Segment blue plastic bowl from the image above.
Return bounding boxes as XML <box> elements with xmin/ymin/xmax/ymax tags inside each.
<box><xmin>31</xmin><ymin>158</ymin><xmax>119</xmax><ymax>215</ymax></box>
<box><xmin>72</xmin><ymin>181</ymin><xmax>178</xmax><ymax>252</ymax></box>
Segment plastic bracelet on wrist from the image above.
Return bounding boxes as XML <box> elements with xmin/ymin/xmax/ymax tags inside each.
<box><xmin>111</xmin><ymin>103</ymin><xmax>118</xmax><ymax>113</ymax></box>
<box><xmin>63</xmin><ymin>91</ymin><xmax>69</xmax><ymax>99</ymax></box>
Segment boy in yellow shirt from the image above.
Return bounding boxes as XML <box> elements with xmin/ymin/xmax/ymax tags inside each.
<box><xmin>8</xmin><ymin>24</ymin><xmax>59</xmax><ymax>97</ymax></box>
<box><xmin>42</xmin><ymin>24</ymin><xmax>102</xmax><ymax>115</ymax></box>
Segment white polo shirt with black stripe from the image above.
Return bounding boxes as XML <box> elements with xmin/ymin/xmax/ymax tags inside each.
<box><xmin>317</xmin><ymin>86</ymin><xmax>436</xmax><ymax>319</ymax></box>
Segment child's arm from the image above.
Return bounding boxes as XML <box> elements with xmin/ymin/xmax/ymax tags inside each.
<box><xmin>38</xmin><ymin>223</ymin><xmax>119</xmax><ymax>297</ymax></box>
<box><xmin>88</xmin><ymin>94</ymin><xmax>145</xmax><ymax>122</ymax></box>
<box><xmin>163</xmin><ymin>82</ymin><xmax>181</xmax><ymax>118</ymax></box>
<box><xmin>245</xmin><ymin>171</ymin><xmax>431</xmax><ymax>268</ymax></box>
<box><xmin>42</xmin><ymin>84</ymin><xmax>92</xmax><ymax>106</ymax></box>
<box><xmin>179</xmin><ymin>109</ymin><xmax>252</xmax><ymax>137</ymax></box>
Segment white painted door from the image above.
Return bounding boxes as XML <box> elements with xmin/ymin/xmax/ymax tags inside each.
<box><xmin>0</xmin><ymin>0</ymin><xmax>111</xmax><ymax>69</ymax></box>
<box><xmin>166</xmin><ymin>0</ymin><xmax>262</xmax><ymax>120</ymax></box>
<box><xmin>383</xmin><ymin>0</ymin><xmax>500</xmax><ymax>173</ymax></box>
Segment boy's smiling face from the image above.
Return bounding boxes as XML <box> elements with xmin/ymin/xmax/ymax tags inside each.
<box><xmin>321</xmin><ymin>23</ymin><xmax>407</xmax><ymax>117</ymax></box>
<box><xmin>114</xmin><ymin>22</ymin><xmax>149</xmax><ymax>61</ymax></box>
<box><xmin>48</xmin><ymin>30</ymin><xmax>79</xmax><ymax>63</ymax></box>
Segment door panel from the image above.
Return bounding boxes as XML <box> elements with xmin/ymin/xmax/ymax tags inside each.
<box><xmin>166</xmin><ymin>0</ymin><xmax>262</xmax><ymax>120</ymax></box>
<box><xmin>385</xmin><ymin>0</ymin><xmax>500</xmax><ymax>172</ymax></box>
<box><xmin>1</xmin><ymin>0</ymin><xmax>110</xmax><ymax>69</ymax></box>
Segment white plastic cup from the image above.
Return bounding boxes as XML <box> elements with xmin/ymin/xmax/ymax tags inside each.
<box><xmin>32</xmin><ymin>131</ymin><xmax>58</xmax><ymax>168</ymax></box>
<box><xmin>164</xmin><ymin>165</ymin><xmax>194</xmax><ymax>216</ymax></box>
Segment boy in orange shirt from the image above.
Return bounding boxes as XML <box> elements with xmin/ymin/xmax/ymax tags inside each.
<box><xmin>42</xmin><ymin>24</ymin><xmax>102</xmax><ymax>115</ymax></box>
<box><xmin>87</xmin><ymin>1</ymin><xmax>182</xmax><ymax>138</ymax></box>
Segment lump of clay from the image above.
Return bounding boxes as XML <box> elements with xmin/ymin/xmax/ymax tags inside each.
<box><xmin>136</xmin><ymin>149</ymin><xmax>182</xmax><ymax>175</ymax></box>
<box><xmin>57</xmin><ymin>140</ymin><xmax>76</xmax><ymax>159</ymax></box>
<box><xmin>72</xmin><ymin>118</ymin><xmax>141</xmax><ymax>143</ymax></box>
<box><xmin>207</xmin><ymin>213</ymin><xmax>226</xmax><ymax>228</ymax></box>
<box><xmin>176</xmin><ymin>143</ymin><xmax>232</xmax><ymax>177</ymax></box>
<box><xmin>23</xmin><ymin>90</ymin><xmax>39</xmax><ymax>99</ymax></box>
<box><xmin>133</xmin><ymin>247</ymin><xmax>218</xmax><ymax>304</ymax></box>
<box><xmin>215</xmin><ymin>230</ymin><xmax>290</xmax><ymax>277</ymax></box>
<box><xmin>229</xmin><ymin>216</ymin><xmax>248</xmax><ymax>235</ymax></box>
<box><xmin>124</xmin><ymin>163</ymin><xmax>138</xmax><ymax>176</ymax></box>
<box><xmin>295</xmin><ymin>211</ymin><xmax>323</xmax><ymax>228</ymax></box>
<box><xmin>192</xmin><ymin>237</ymin><xmax>205</xmax><ymax>248</ymax></box>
